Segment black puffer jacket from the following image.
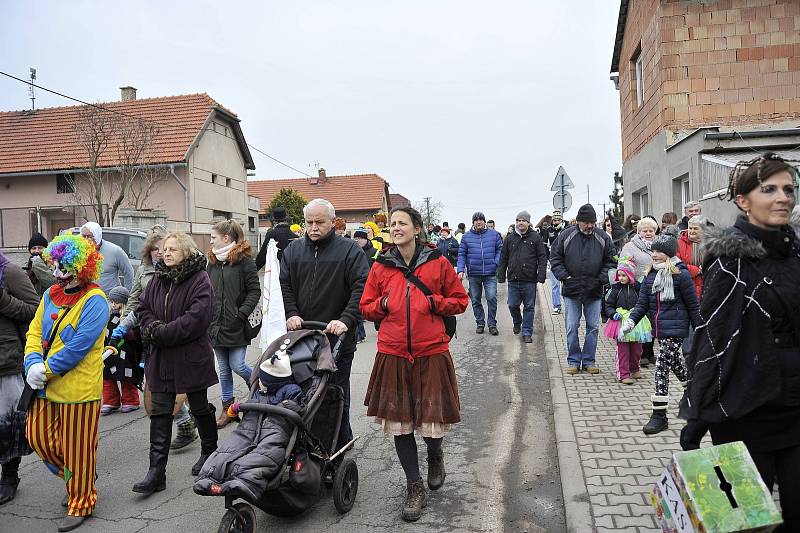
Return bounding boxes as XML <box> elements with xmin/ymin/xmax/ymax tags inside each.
<box><xmin>280</xmin><ymin>230</ymin><xmax>370</xmax><ymax>355</ymax></box>
<box><xmin>207</xmin><ymin>241</ymin><xmax>261</xmax><ymax>347</ymax></box>
<box><xmin>627</xmin><ymin>261</ymin><xmax>701</xmax><ymax>338</ymax></box>
<box><xmin>549</xmin><ymin>226</ymin><xmax>616</xmax><ymax>301</ymax></box>
<box><xmin>681</xmin><ymin>217</ymin><xmax>800</xmax><ymax>451</ymax></box>
<box><xmin>497</xmin><ymin>228</ymin><xmax>547</xmax><ymax>283</ymax></box>
<box><xmin>193</xmin><ymin>386</ymin><xmax>304</xmax><ymax>501</ymax></box>
<box><xmin>603</xmin><ymin>282</ymin><xmax>639</xmax><ymax>317</ymax></box>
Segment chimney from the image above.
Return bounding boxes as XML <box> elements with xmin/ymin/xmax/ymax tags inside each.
<box><xmin>120</xmin><ymin>86</ymin><xmax>137</xmax><ymax>102</ymax></box>
<box><xmin>318</xmin><ymin>167</ymin><xmax>327</xmax><ymax>181</ymax></box>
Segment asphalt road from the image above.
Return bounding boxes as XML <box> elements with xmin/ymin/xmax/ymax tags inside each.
<box><xmin>2</xmin><ymin>286</ymin><xmax>566</xmax><ymax>533</ymax></box>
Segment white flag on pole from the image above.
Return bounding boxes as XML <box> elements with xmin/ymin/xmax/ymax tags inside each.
<box><xmin>260</xmin><ymin>239</ymin><xmax>287</xmax><ymax>349</ymax></box>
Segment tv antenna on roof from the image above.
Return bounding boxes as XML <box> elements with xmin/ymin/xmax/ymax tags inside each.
<box><xmin>309</xmin><ymin>160</ymin><xmax>320</xmax><ymax>172</ymax></box>
<box><xmin>28</xmin><ymin>68</ymin><xmax>36</xmax><ymax>110</ymax></box>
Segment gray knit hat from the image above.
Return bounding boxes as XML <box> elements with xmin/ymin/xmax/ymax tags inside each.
<box><xmin>107</xmin><ymin>286</ymin><xmax>130</xmax><ymax>305</ymax></box>
<box><xmin>651</xmin><ymin>235</ymin><xmax>678</xmax><ymax>257</ymax></box>
<box><xmin>516</xmin><ymin>210</ymin><xmax>531</xmax><ymax>223</ymax></box>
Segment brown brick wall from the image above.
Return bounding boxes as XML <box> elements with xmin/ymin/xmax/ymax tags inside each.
<box><xmin>618</xmin><ymin>0</ymin><xmax>664</xmax><ymax>162</ymax></box>
<box><xmin>618</xmin><ymin>0</ymin><xmax>800</xmax><ymax>162</ymax></box>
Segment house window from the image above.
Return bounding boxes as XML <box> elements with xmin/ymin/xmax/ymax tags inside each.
<box><xmin>258</xmin><ymin>214</ymin><xmax>270</xmax><ymax>222</ymax></box>
<box><xmin>632</xmin><ymin>45</ymin><xmax>644</xmax><ymax>109</ymax></box>
<box><xmin>633</xmin><ymin>187</ymin><xmax>649</xmax><ymax>216</ymax></box>
<box><xmin>248</xmin><ymin>216</ymin><xmax>256</xmax><ymax>232</ymax></box>
<box><xmin>681</xmin><ymin>177</ymin><xmax>690</xmax><ymax>206</ymax></box>
<box><xmin>212</xmin><ymin>210</ymin><xmax>231</xmax><ymax>221</ymax></box>
<box><xmin>226</xmin><ymin>177</ymin><xmax>232</xmax><ymax>188</ymax></box>
<box><xmin>56</xmin><ymin>173</ymin><xmax>74</xmax><ymax>194</ymax></box>
<box><xmin>211</xmin><ymin>173</ymin><xmax>218</xmax><ymax>184</ymax></box>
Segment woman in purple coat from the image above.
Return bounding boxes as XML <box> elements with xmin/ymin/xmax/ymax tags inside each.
<box><xmin>133</xmin><ymin>232</ymin><xmax>219</xmax><ymax>495</ymax></box>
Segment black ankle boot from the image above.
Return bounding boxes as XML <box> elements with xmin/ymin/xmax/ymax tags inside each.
<box><xmin>132</xmin><ymin>415</ymin><xmax>171</xmax><ymax>495</ymax></box>
<box><xmin>643</xmin><ymin>395</ymin><xmax>669</xmax><ymax>435</ymax></box>
<box><xmin>0</xmin><ymin>457</ymin><xmax>21</xmax><ymax>505</ymax></box>
<box><xmin>191</xmin><ymin>403</ymin><xmax>218</xmax><ymax>476</ymax></box>
<box><xmin>426</xmin><ymin>451</ymin><xmax>445</xmax><ymax>490</ymax></box>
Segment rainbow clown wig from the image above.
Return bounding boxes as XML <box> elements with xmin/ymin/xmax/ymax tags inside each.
<box><xmin>43</xmin><ymin>234</ymin><xmax>103</xmax><ymax>283</ymax></box>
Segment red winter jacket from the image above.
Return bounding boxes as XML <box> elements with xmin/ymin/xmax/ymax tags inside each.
<box><xmin>677</xmin><ymin>231</ymin><xmax>703</xmax><ymax>298</ymax></box>
<box><xmin>360</xmin><ymin>245</ymin><xmax>468</xmax><ymax>361</ymax></box>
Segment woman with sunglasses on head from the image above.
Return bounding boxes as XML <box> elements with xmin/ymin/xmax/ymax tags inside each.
<box><xmin>681</xmin><ymin>153</ymin><xmax>800</xmax><ymax>529</ymax></box>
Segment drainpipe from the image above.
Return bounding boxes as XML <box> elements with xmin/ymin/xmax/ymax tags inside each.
<box><xmin>170</xmin><ymin>164</ymin><xmax>190</xmax><ymax>224</ymax></box>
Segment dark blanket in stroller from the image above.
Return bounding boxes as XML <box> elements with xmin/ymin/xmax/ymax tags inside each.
<box><xmin>193</xmin><ymin>385</ymin><xmax>304</xmax><ymax>501</ymax></box>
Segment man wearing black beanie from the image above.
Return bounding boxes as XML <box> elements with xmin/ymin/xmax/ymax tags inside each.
<box><xmin>549</xmin><ymin>204</ymin><xmax>616</xmax><ymax>374</ymax></box>
<box><xmin>23</xmin><ymin>232</ymin><xmax>55</xmax><ymax>296</ymax></box>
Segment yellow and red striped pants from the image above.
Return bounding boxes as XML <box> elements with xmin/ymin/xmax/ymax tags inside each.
<box><xmin>26</xmin><ymin>397</ymin><xmax>100</xmax><ymax>517</ymax></box>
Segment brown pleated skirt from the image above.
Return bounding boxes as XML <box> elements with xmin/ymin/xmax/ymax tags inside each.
<box><xmin>364</xmin><ymin>351</ymin><xmax>461</xmax><ymax>436</ymax></box>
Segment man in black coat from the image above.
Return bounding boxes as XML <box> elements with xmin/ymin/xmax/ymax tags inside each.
<box><xmin>279</xmin><ymin>198</ymin><xmax>370</xmax><ymax>451</ymax></box>
<box><xmin>497</xmin><ymin>210</ymin><xmax>547</xmax><ymax>343</ymax></box>
<box><xmin>549</xmin><ymin>204</ymin><xmax>616</xmax><ymax>375</ymax></box>
<box><xmin>255</xmin><ymin>206</ymin><xmax>297</xmax><ymax>268</ymax></box>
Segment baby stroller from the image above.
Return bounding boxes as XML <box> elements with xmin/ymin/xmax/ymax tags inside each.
<box><xmin>194</xmin><ymin>322</ymin><xmax>359</xmax><ymax>533</ymax></box>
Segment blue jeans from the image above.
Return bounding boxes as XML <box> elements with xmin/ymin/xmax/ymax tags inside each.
<box><xmin>215</xmin><ymin>346</ymin><xmax>252</xmax><ymax>402</ymax></box>
<box><xmin>468</xmin><ymin>275</ymin><xmax>497</xmax><ymax>327</ymax></box>
<box><xmin>549</xmin><ymin>268</ymin><xmax>561</xmax><ymax>309</ymax></box>
<box><xmin>507</xmin><ymin>281</ymin><xmax>536</xmax><ymax>336</ymax></box>
<box><xmin>357</xmin><ymin>321</ymin><xmax>366</xmax><ymax>341</ymax></box>
<box><xmin>563</xmin><ymin>297</ymin><xmax>601</xmax><ymax>368</ymax></box>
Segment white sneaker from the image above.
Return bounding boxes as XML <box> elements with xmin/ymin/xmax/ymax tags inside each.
<box><xmin>552</xmin><ymin>307</ymin><xmax>561</xmax><ymax>315</ymax></box>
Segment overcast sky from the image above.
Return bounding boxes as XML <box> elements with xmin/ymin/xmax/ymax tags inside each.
<box><xmin>1</xmin><ymin>1</ymin><xmax>622</xmax><ymax>228</ymax></box>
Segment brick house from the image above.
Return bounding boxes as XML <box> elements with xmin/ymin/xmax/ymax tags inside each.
<box><xmin>610</xmin><ymin>0</ymin><xmax>800</xmax><ymax>225</ymax></box>
<box><xmin>0</xmin><ymin>87</ymin><xmax>259</xmax><ymax>249</ymax></box>
<box><xmin>247</xmin><ymin>169</ymin><xmax>394</xmax><ymax>233</ymax></box>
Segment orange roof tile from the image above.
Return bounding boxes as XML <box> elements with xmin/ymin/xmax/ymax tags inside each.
<box><xmin>0</xmin><ymin>93</ymin><xmax>254</xmax><ymax>174</ymax></box>
<box><xmin>247</xmin><ymin>174</ymin><xmax>389</xmax><ymax>214</ymax></box>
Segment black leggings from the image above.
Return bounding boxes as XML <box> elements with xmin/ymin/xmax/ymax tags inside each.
<box><xmin>750</xmin><ymin>445</ymin><xmax>800</xmax><ymax>531</ymax></box>
<box><xmin>393</xmin><ymin>434</ymin><xmax>442</xmax><ymax>482</ymax></box>
<box><xmin>150</xmin><ymin>389</ymin><xmax>213</xmax><ymax>417</ymax></box>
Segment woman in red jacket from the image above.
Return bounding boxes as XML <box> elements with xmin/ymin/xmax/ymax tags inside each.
<box><xmin>676</xmin><ymin>215</ymin><xmax>708</xmax><ymax>298</ymax></box>
<box><xmin>361</xmin><ymin>206</ymin><xmax>468</xmax><ymax>523</ymax></box>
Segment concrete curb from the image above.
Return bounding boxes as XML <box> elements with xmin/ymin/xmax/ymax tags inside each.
<box><xmin>537</xmin><ymin>284</ymin><xmax>595</xmax><ymax>533</ymax></box>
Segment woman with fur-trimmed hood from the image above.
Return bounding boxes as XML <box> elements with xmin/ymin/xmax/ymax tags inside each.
<box><xmin>206</xmin><ymin>220</ymin><xmax>262</xmax><ymax>429</ymax></box>
<box><xmin>680</xmin><ymin>153</ymin><xmax>800</xmax><ymax>529</ymax></box>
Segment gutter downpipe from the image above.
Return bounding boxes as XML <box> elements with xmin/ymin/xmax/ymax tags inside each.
<box><xmin>169</xmin><ymin>164</ymin><xmax>190</xmax><ymax>225</ymax></box>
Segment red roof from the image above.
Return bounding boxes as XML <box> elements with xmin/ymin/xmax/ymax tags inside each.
<box><xmin>0</xmin><ymin>93</ymin><xmax>254</xmax><ymax>174</ymax></box>
<box><xmin>247</xmin><ymin>174</ymin><xmax>388</xmax><ymax>214</ymax></box>
<box><xmin>389</xmin><ymin>193</ymin><xmax>411</xmax><ymax>209</ymax></box>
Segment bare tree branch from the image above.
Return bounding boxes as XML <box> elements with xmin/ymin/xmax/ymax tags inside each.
<box><xmin>72</xmin><ymin>106</ymin><xmax>160</xmax><ymax>225</ymax></box>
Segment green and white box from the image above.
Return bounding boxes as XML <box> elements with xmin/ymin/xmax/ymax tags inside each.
<box><xmin>650</xmin><ymin>441</ymin><xmax>782</xmax><ymax>532</ymax></box>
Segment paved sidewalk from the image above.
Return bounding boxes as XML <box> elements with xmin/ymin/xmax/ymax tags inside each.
<box><xmin>538</xmin><ymin>281</ymin><xmax>708</xmax><ymax>532</ymax></box>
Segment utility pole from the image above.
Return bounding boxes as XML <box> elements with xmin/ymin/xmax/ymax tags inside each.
<box><xmin>424</xmin><ymin>197</ymin><xmax>431</xmax><ymax>227</ymax></box>
<box><xmin>587</xmin><ymin>184</ymin><xmax>590</xmax><ymax>204</ymax></box>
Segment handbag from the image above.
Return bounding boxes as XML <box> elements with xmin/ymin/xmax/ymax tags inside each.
<box><xmin>238</xmin><ymin>262</ymin><xmax>262</xmax><ymax>340</ymax></box>
<box><xmin>403</xmin><ymin>271</ymin><xmax>458</xmax><ymax>339</ymax></box>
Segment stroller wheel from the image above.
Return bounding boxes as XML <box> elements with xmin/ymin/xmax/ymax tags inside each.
<box><xmin>217</xmin><ymin>502</ymin><xmax>256</xmax><ymax>533</ymax></box>
<box><xmin>333</xmin><ymin>458</ymin><xmax>358</xmax><ymax>514</ymax></box>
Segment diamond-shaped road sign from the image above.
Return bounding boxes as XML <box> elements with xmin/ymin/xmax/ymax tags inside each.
<box><xmin>550</xmin><ymin>166</ymin><xmax>575</xmax><ymax>191</ymax></box>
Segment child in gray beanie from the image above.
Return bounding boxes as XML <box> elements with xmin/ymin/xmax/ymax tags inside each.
<box><xmin>621</xmin><ymin>234</ymin><xmax>701</xmax><ymax>435</ymax></box>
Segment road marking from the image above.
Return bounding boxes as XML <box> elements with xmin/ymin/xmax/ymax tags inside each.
<box><xmin>479</xmin><ymin>338</ymin><xmax>522</xmax><ymax>533</ymax></box>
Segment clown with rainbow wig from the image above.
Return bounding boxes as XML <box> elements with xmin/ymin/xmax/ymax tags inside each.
<box><xmin>23</xmin><ymin>234</ymin><xmax>109</xmax><ymax>531</ymax></box>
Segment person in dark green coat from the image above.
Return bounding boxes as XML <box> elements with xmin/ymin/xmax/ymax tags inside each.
<box><xmin>206</xmin><ymin>220</ymin><xmax>261</xmax><ymax>429</ymax></box>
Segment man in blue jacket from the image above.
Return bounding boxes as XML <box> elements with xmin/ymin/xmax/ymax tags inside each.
<box><xmin>457</xmin><ymin>212</ymin><xmax>504</xmax><ymax>335</ymax></box>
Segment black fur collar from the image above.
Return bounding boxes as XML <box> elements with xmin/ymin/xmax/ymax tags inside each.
<box><xmin>154</xmin><ymin>252</ymin><xmax>207</xmax><ymax>284</ymax></box>
<box><xmin>702</xmin><ymin>216</ymin><xmax>800</xmax><ymax>260</ymax></box>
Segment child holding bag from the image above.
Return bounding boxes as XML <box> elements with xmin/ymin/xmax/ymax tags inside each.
<box><xmin>604</xmin><ymin>257</ymin><xmax>650</xmax><ymax>385</ymax></box>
